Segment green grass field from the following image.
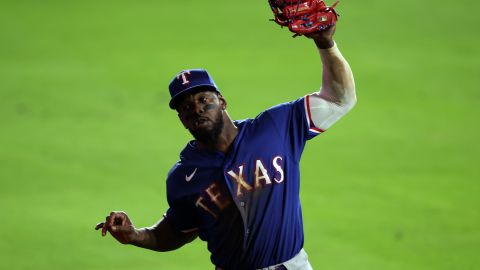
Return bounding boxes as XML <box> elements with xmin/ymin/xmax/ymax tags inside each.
<box><xmin>1</xmin><ymin>0</ymin><xmax>479</xmax><ymax>269</ymax></box>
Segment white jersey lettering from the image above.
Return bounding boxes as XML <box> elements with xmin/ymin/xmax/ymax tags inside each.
<box><xmin>254</xmin><ymin>160</ymin><xmax>272</xmax><ymax>188</ymax></box>
<box><xmin>227</xmin><ymin>165</ymin><xmax>253</xmax><ymax>196</ymax></box>
<box><xmin>272</xmin><ymin>156</ymin><xmax>284</xmax><ymax>183</ymax></box>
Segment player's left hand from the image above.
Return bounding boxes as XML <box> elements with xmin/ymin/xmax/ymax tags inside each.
<box><xmin>95</xmin><ymin>211</ymin><xmax>139</xmax><ymax>244</ymax></box>
<box><xmin>305</xmin><ymin>25</ymin><xmax>336</xmax><ymax>49</ymax></box>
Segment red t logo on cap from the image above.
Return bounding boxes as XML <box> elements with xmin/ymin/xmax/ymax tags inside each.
<box><xmin>177</xmin><ymin>71</ymin><xmax>191</xmax><ymax>85</ymax></box>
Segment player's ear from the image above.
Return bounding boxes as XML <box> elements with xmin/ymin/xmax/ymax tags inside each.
<box><xmin>218</xmin><ymin>95</ymin><xmax>227</xmax><ymax>110</ymax></box>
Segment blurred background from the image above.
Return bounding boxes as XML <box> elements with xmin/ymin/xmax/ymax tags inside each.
<box><xmin>1</xmin><ymin>0</ymin><xmax>479</xmax><ymax>269</ymax></box>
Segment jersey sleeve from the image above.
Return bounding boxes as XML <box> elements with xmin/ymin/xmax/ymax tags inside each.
<box><xmin>165</xmin><ymin>203</ymin><xmax>198</xmax><ymax>233</ymax></box>
<box><xmin>306</xmin><ymin>93</ymin><xmax>355</xmax><ymax>131</ymax></box>
<box><xmin>165</xmin><ymin>166</ymin><xmax>199</xmax><ymax>232</ymax></box>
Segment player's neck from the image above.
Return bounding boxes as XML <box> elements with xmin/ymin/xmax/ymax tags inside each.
<box><xmin>196</xmin><ymin>115</ymin><xmax>238</xmax><ymax>154</ymax></box>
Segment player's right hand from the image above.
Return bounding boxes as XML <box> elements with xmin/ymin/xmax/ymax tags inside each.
<box><xmin>95</xmin><ymin>211</ymin><xmax>139</xmax><ymax>244</ymax></box>
<box><xmin>305</xmin><ymin>25</ymin><xmax>336</xmax><ymax>49</ymax></box>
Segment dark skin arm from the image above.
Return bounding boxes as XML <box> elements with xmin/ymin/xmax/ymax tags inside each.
<box><xmin>95</xmin><ymin>211</ymin><xmax>198</xmax><ymax>252</ymax></box>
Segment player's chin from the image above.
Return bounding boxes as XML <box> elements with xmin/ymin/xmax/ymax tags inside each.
<box><xmin>190</xmin><ymin>126</ymin><xmax>212</xmax><ymax>137</ymax></box>
<box><xmin>189</xmin><ymin>126</ymin><xmax>218</xmax><ymax>142</ymax></box>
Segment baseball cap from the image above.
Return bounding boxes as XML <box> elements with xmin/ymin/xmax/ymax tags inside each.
<box><xmin>168</xmin><ymin>69</ymin><xmax>220</xmax><ymax>109</ymax></box>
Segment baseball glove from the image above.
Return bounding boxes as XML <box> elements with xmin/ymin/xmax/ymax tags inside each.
<box><xmin>269</xmin><ymin>0</ymin><xmax>339</xmax><ymax>36</ymax></box>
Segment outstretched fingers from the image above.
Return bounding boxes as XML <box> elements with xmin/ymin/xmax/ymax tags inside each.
<box><xmin>102</xmin><ymin>215</ymin><xmax>112</xmax><ymax>236</ymax></box>
<box><xmin>95</xmin><ymin>222</ymin><xmax>105</xmax><ymax>230</ymax></box>
<box><xmin>95</xmin><ymin>211</ymin><xmax>131</xmax><ymax>237</ymax></box>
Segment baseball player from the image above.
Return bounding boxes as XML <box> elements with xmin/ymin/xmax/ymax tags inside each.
<box><xmin>95</xmin><ymin>19</ymin><xmax>356</xmax><ymax>270</ymax></box>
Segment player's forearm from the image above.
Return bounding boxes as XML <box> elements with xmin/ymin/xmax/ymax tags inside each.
<box><xmin>130</xmin><ymin>227</ymin><xmax>166</xmax><ymax>251</ymax></box>
<box><xmin>317</xmin><ymin>43</ymin><xmax>356</xmax><ymax>108</ymax></box>
<box><xmin>130</xmin><ymin>219</ymin><xmax>197</xmax><ymax>252</ymax></box>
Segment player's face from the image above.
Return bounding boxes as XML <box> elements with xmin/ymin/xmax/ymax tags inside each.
<box><xmin>177</xmin><ymin>91</ymin><xmax>226</xmax><ymax>143</ymax></box>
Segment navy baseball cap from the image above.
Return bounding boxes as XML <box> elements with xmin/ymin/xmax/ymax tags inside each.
<box><xmin>168</xmin><ymin>69</ymin><xmax>220</xmax><ymax>109</ymax></box>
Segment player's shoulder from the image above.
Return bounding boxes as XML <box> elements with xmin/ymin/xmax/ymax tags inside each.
<box><xmin>166</xmin><ymin>161</ymin><xmax>201</xmax><ymax>200</ymax></box>
<box><xmin>266</xmin><ymin>96</ymin><xmax>306</xmax><ymax>113</ymax></box>
<box><xmin>166</xmin><ymin>142</ymin><xmax>194</xmax><ymax>184</ymax></box>
<box><xmin>166</xmin><ymin>140</ymin><xmax>224</xmax><ymax>185</ymax></box>
<box><xmin>167</xmin><ymin>162</ymin><xmax>187</xmax><ymax>181</ymax></box>
<box><xmin>233</xmin><ymin>118</ymin><xmax>252</xmax><ymax>127</ymax></box>
<box><xmin>252</xmin><ymin>96</ymin><xmax>306</xmax><ymax>122</ymax></box>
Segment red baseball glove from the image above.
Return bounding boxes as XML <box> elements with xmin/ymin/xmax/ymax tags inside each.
<box><xmin>269</xmin><ymin>0</ymin><xmax>339</xmax><ymax>36</ymax></box>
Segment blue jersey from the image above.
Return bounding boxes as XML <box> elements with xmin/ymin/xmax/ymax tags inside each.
<box><xmin>165</xmin><ymin>97</ymin><xmax>323</xmax><ymax>269</ymax></box>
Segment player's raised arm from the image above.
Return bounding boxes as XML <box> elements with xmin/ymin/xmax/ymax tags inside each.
<box><xmin>302</xmin><ymin>26</ymin><xmax>357</xmax><ymax>131</ymax></box>
<box><xmin>307</xmin><ymin>26</ymin><xmax>356</xmax><ymax>108</ymax></box>
<box><xmin>95</xmin><ymin>211</ymin><xmax>197</xmax><ymax>252</ymax></box>
<box><xmin>269</xmin><ymin>1</ymin><xmax>356</xmax><ymax>131</ymax></box>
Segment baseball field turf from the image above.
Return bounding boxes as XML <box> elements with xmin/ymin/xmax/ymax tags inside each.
<box><xmin>1</xmin><ymin>1</ymin><xmax>479</xmax><ymax>269</ymax></box>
